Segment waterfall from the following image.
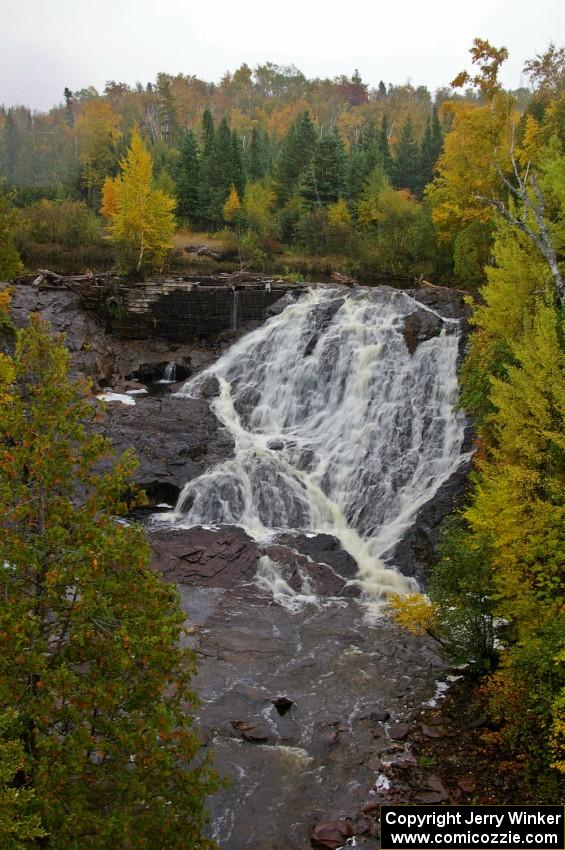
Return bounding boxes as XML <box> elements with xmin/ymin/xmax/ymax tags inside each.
<box><xmin>166</xmin><ymin>287</ymin><xmax>470</xmax><ymax>601</ymax></box>
<box><xmin>163</xmin><ymin>362</ymin><xmax>177</xmax><ymax>382</ymax></box>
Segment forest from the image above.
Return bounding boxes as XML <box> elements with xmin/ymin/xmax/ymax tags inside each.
<box><xmin>0</xmin><ymin>35</ymin><xmax>564</xmax><ymax>848</ymax></box>
<box><xmin>0</xmin><ymin>44</ymin><xmax>534</xmax><ymax>281</ymax></box>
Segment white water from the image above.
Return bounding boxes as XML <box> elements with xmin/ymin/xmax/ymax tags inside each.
<box><xmin>160</xmin><ymin>362</ymin><xmax>177</xmax><ymax>383</ymax></box>
<box><xmin>163</xmin><ymin>287</ymin><xmax>469</xmax><ymax>602</ymax></box>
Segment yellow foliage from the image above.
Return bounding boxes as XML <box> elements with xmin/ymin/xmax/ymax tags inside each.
<box><xmin>223</xmin><ymin>185</ymin><xmax>242</xmax><ymax>223</ymax></box>
<box><xmin>327</xmin><ymin>198</ymin><xmax>352</xmax><ymax>229</ymax></box>
<box><xmin>388</xmin><ymin>593</ymin><xmax>438</xmax><ymax>635</ymax></box>
<box><xmin>427</xmin><ymin>95</ymin><xmax>517</xmax><ymax>239</ymax></box>
<box><xmin>101</xmin><ymin>130</ymin><xmax>176</xmax><ymax>274</ymax></box>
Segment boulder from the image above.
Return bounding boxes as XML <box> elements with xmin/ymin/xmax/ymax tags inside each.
<box><xmin>311</xmin><ymin>819</ymin><xmax>354</xmax><ymax>849</ymax></box>
<box><xmin>95</xmin><ymin>395</ymin><xmax>233</xmax><ymax>502</ymax></box>
<box><xmin>150</xmin><ymin>526</ymin><xmax>260</xmax><ymax>589</ymax></box>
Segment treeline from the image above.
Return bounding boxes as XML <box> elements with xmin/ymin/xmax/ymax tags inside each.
<box><xmin>393</xmin><ymin>41</ymin><xmax>565</xmax><ymax>799</ymax></box>
<box><xmin>0</xmin><ymin>59</ymin><xmax>531</xmax><ymax>280</ymax></box>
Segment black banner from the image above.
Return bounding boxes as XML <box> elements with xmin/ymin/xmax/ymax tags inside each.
<box><xmin>381</xmin><ymin>806</ymin><xmax>564</xmax><ymax>850</ymax></box>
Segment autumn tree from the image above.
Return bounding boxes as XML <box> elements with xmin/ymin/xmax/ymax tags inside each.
<box><xmin>0</xmin><ymin>193</ymin><xmax>22</xmax><ymax>280</ymax></box>
<box><xmin>101</xmin><ymin>130</ymin><xmax>176</xmax><ymax>274</ymax></box>
<box><xmin>0</xmin><ymin>316</ymin><xmax>218</xmax><ymax>847</ymax></box>
<box><xmin>76</xmin><ymin>100</ymin><xmax>122</xmax><ymax>204</ymax></box>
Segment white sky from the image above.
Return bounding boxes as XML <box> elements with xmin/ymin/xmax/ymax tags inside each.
<box><xmin>1</xmin><ymin>0</ymin><xmax>564</xmax><ymax>111</ymax></box>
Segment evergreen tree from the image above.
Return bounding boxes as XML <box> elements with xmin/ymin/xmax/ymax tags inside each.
<box><xmin>392</xmin><ymin>117</ymin><xmax>420</xmax><ymax>194</ymax></box>
<box><xmin>156</xmin><ymin>73</ymin><xmax>180</xmax><ymax>145</ymax></box>
<box><xmin>230</xmin><ymin>131</ymin><xmax>246</xmax><ymax>197</ymax></box>
<box><xmin>419</xmin><ymin>107</ymin><xmax>443</xmax><ymax>195</ymax></box>
<box><xmin>200</xmin><ymin>108</ymin><xmax>215</xmax><ymax>160</ymax></box>
<box><xmin>202</xmin><ymin>117</ymin><xmax>238</xmax><ymax>227</ymax></box>
<box><xmin>175</xmin><ymin>129</ymin><xmax>201</xmax><ymax>225</ymax></box>
<box><xmin>2</xmin><ymin>113</ymin><xmax>20</xmax><ymax>187</ymax></box>
<box><xmin>301</xmin><ymin>132</ymin><xmax>345</xmax><ymax>207</ymax></box>
<box><xmin>274</xmin><ymin>111</ymin><xmax>318</xmax><ymax>204</ymax></box>
<box><xmin>0</xmin><ymin>316</ymin><xmax>218</xmax><ymax>848</ymax></box>
<box><xmin>248</xmin><ymin>126</ymin><xmax>269</xmax><ymax>181</ymax></box>
<box><xmin>377</xmin><ymin>115</ymin><xmax>393</xmax><ymax>176</ymax></box>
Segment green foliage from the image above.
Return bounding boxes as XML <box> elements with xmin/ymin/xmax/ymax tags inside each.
<box><xmin>452</xmin><ymin>221</ymin><xmax>492</xmax><ymax>287</ymax></box>
<box><xmin>175</xmin><ymin>130</ymin><xmax>201</xmax><ymax>225</ymax></box>
<box><xmin>0</xmin><ymin>712</ymin><xmax>46</xmax><ymax>849</ymax></box>
<box><xmin>274</xmin><ymin>111</ymin><xmax>317</xmax><ymax>205</ymax></box>
<box><xmin>16</xmin><ymin>199</ymin><xmax>104</xmax><ymax>272</ymax></box>
<box><xmin>0</xmin><ymin>194</ymin><xmax>22</xmax><ymax>280</ymax></box>
<box><xmin>428</xmin><ymin>519</ymin><xmax>497</xmax><ymax>672</ymax></box>
<box><xmin>0</xmin><ymin>317</ymin><xmax>218</xmax><ymax>847</ymax></box>
<box><xmin>300</xmin><ymin>132</ymin><xmax>345</xmax><ymax>208</ymax></box>
<box><xmin>392</xmin><ymin>117</ymin><xmax>420</xmax><ymax>195</ymax></box>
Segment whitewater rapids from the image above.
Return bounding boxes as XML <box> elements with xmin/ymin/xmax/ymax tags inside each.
<box><xmin>161</xmin><ymin>287</ymin><xmax>469</xmax><ymax>602</ymax></box>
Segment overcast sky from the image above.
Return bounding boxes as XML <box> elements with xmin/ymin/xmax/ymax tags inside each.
<box><xmin>1</xmin><ymin>0</ymin><xmax>564</xmax><ymax>112</ymax></box>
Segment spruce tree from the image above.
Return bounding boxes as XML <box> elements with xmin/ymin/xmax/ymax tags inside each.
<box><xmin>392</xmin><ymin>117</ymin><xmax>420</xmax><ymax>194</ymax></box>
<box><xmin>175</xmin><ymin>129</ymin><xmax>201</xmax><ymax>225</ymax></box>
<box><xmin>274</xmin><ymin>111</ymin><xmax>317</xmax><ymax>204</ymax></box>
<box><xmin>0</xmin><ymin>315</ymin><xmax>218</xmax><ymax>848</ymax></box>
<box><xmin>248</xmin><ymin>126</ymin><xmax>269</xmax><ymax>181</ymax></box>
<box><xmin>301</xmin><ymin>132</ymin><xmax>345</xmax><ymax>207</ymax></box>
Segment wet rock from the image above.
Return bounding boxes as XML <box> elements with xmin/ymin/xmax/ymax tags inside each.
<box><xmin>369</xmin><ymin>710</ymin><xmax>390</xmax><ymax>723</ymax></box>
<box><xmin>95</xmin><ymin>395</ymin><xmax>234</xmax><ymax>499</ymax></box>
<box><xmin>150</xmin><ymin>526</ymin><xmax>259</xmax><ymax>589</ymax></box>
<box><xmin>386</xmin><ymin>457</ymin><xmax>473</xmax><ymax>584</ymax></box>
<box><xmin>303</xmin><ymin>298</ymin><xmax>345</xmax><ymax>357</ymax></box>
<box><xmin>262</xmin><ymin>542</ymin><xmax>358</xmax><ymax>598</ymax></box>
<box><xmin>266</xmin><ymin>291</ymin><xmax>299</xmax><ymax>317</ymax></box>
<box><xmin>274</xmin><ymin>533</ymin><xmax>358</xmax><ymax>582</ymax></box>
<box><xmin>389</xmin><ymin>723</ymin><xmax>410</xmax><ymax>741</ymax></box>
<box><xmin>421</xmin><ymin>775</ymin><xmax>449</xmax><ymax>803</ymax></box>
<box><xmin>401</xmin><ymin>309</ymin><xmax>443</xmax><ymax>354</ymax></box>
<box><xmin>267</xmin><ymin>438</ymin><xmax>285</xmax><ymax>451</ymax></box>
<box><xmin>271</xmin><ymin>696</ymin><xmax>294</xmax><ymax>715</ymax></box>
<box><xmin>407</xmin><ymin>285</ymin><xmax>473</xmax><ymax>323</ymax></box>
<box><xmin>231</xmin><ymin>721</ymin><xmax>269</xmax><ymax>744</ymax></box>
<box><xmin>200</xmin><ymin>375</ymin><xmax>221</xmax><ymax>398</ymax></box>
<box><xmin>311</xmin><ymin>819</ymin><xmax>354</xmax><ymax>849</ymax></box>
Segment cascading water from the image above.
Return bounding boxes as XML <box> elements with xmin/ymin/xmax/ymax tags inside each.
<box><xmin>162</xmin><ymin>361</ymin><xmax>177</xmax><ymax>382</ymax></box>
<box><xmin>164</xmin><ymin>287</ymin><xmax>469</xmax><ymax>602</ymax></box>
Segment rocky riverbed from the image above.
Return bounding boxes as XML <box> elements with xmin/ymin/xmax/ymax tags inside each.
<box><xmin>9</xmin><ymin>280</ymin><xmax>473</xmax><ymax>849</ymax></box>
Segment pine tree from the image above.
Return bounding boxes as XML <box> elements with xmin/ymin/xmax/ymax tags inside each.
<box><xmin>0</xmin><ymin>316</ymin><xmax>218</xmax><ymax>848</ymax></box>
<box><xmin>101</xmin><ymin>130</ymin><xmax>176</xmax><ymax>274</ymax></box>
<box><xmin>156</xmin><ymin>73</ymin><xmax>180</xmax><ymax>145</ymax></box>
<box><xmin>392</xmin><ymin>117</ymin><xmax>420</xmax><ymax>194</ymax></box>
<box><xmin>200</xmin><ymin>108</ymin><xmax>215</xmax><ymax>161</ymax></box>
<box><xmin>300</xmin><ymin>132</ymin><xmax>345</xmax><ymax>207</ymax></box>
<box><xmin>418</xmin><ymin>108</ymin><xmax>444</xmax><ymax>195</ymax></box>
<box><xmin>248</xmin><ymin>126</ymin><xmax>269</xmax><ymax>181</ymax></box>
<box><xmin>202</xmin><ymin>117</ymin><xmax>238</xmax><ymax>228</ymax></box>
<box><xmin>175</xmin><ymin>129</ymin><xmax>201</xmax><ymax>225</ymax></box>
<box><xmin>274</xmin><ymin>111</ymin><xmax>317</xmax><ymax>204</ymax></box>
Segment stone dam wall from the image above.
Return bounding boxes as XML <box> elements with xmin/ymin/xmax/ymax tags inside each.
<box><xmin>100</xmin><ymin>277</ymin><xmax>299</xmax><ymax>341</ymax></box>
